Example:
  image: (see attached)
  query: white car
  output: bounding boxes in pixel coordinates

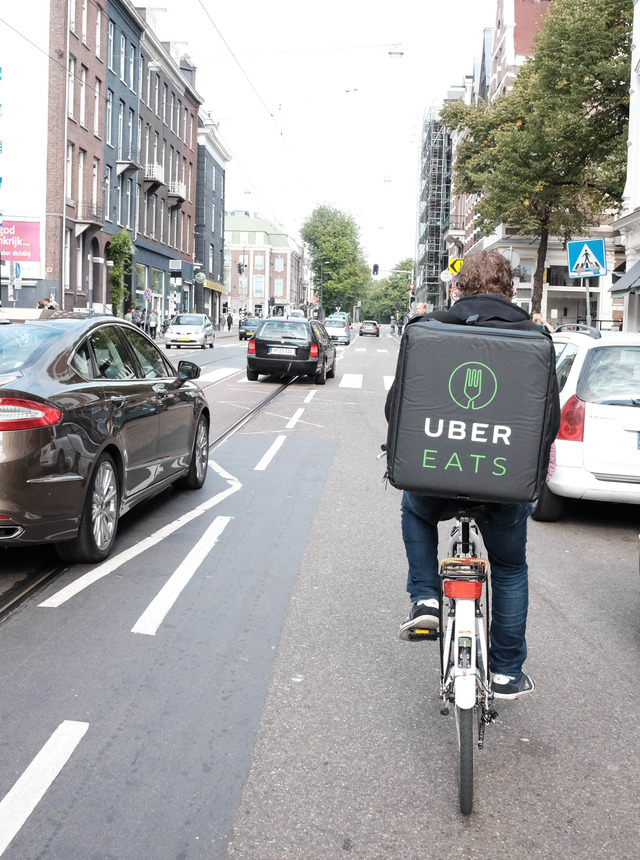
[164,313,215,349]
[533,324,640,521]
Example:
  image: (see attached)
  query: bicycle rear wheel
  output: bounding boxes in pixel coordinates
[456,705,474,815]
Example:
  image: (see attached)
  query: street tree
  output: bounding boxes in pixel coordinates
[440,0,632,313]
[300,205,371,316]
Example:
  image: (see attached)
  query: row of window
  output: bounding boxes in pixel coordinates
[226,275,286,298]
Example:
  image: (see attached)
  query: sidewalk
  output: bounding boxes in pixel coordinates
[215,325,238,341]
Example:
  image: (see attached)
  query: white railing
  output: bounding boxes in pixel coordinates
[144,163,164,182]
[168,181,186,199]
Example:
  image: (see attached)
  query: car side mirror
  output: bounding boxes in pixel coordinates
[177,360,201,381]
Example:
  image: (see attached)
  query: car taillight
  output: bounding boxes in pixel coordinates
[0,398,63,431]
[309,343,319,358]
[557,394,585,442]
[247,338,256,354]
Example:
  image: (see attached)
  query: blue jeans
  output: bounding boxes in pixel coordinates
[400,491,531,677]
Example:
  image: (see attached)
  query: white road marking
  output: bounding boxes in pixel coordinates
[285,408,305,429]
[376,349,389,353]
[0,721,89,857]
[355,348,366,352]
[132,516,231,636]
[303,390,317,404]
[39,461,242,608]
[339,374,363,389]
[384,375,394,390]
[198,367,241,383]
[254,435,287,470]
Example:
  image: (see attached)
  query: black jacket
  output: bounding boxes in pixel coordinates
[385,294,561,466]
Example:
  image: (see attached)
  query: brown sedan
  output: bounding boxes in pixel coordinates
[0,313,210,562]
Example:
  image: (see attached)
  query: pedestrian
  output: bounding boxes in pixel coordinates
[387,250,560,700]
[415,302,427,316]
[226,312,233,331]
[124,308,133,323]
[149,307,158,339]
[133,307,142,328]
[532,313,554,332]
[36,300,45,310]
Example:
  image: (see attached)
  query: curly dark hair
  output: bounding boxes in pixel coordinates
[457,251,514,299]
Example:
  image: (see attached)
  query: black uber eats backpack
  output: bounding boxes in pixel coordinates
[386,317,557,504]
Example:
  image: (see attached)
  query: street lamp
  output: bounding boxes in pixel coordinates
[319,260,330,321]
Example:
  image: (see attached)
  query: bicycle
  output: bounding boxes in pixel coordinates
[407,510,498,815]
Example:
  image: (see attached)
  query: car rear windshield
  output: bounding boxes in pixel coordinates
[576,345,640,405]
[258,321,309,340]
[325,319,345,327]
[172,315,204,326]
[0,324,63,374]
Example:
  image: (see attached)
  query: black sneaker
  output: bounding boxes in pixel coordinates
[491,671,535,700]
[398,600,439,641]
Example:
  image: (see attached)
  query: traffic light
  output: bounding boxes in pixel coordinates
[372,264,379,276]
[237,263,242,274]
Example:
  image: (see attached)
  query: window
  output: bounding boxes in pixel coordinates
[187,215,191,254]
[138,55,143,97]
[127,329,170,379]
[577,346,640,405]
[106,89,113,145]
[116,175,122,225]
[76,235,83,289]
[93,79,101,135]
[553,343,579,393]
[125,178,132,228]
[154,74,160,115]
[255,255,264,270]
[68,56,75,118]
[137,117,142,159]
[92,158,99,211]
[90,328,135,380]
[254,275,264,297]
[130,46,136,92]
[66,144,74,204]
[104,165,112,220]
[150,194,156,239]
[71,340,95,378]
[274,277,284,297]
[189,114,194,149]
[70,0,76,32]
[64,229,71,290]
[183,107,187,141]
[108,21,114,70]
[77,149,84,210]
[146,65,151,104]
[95,8,102,57]
[79,66,87,125]
[120,34,126,81]
[274,257,284,272]
[188,164,192,201]
[180,211,185,251]
[209,245,214,272]
[162,83,167,123]
[159,200,165,243]
[117,100,124,158]
[169,93,174,131]
[128,108,134,159]
[81,0,87,43]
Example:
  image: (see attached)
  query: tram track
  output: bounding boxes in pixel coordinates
[0,378,293,620]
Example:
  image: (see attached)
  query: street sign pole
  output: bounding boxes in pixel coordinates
[583,277,591,326]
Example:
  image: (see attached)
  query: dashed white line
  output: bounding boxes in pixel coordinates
[376,349,389,353]
[0,720,89,857]
[198,367,241,384]
[254,435,287,470]
[384,375,394,390]
[303,390,317,404]
[339,374,363,389]
[131,516,231,636]
[285,408,305,429]
[355,348,366,352]
[39,461,242,608]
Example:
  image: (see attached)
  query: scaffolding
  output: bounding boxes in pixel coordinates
[416,105,452,309]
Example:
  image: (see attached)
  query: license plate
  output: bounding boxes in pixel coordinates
[178,337,190,341]
[269,347,296,355]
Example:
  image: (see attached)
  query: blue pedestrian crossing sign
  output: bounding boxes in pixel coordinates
[566,238,607,279]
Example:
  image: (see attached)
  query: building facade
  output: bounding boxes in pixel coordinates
[223,212,304,319]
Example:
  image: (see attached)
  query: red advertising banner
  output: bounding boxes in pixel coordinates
[0,220,41,262]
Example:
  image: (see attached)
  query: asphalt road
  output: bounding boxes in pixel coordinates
[1,326,639,858]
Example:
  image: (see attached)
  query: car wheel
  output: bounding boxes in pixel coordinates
[166,344,171,349]
[209,339,214,348]
[315,359,327,385]
[201,342,206,349]
[247,368,259,381]
[56,453,120,563]
[327,355,336,378]
[530,481,564,522]
[174,414,209,490]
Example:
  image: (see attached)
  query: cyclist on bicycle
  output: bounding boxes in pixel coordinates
[385,251,560,699]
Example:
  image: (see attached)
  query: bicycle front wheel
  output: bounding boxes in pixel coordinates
[456,705,474,815]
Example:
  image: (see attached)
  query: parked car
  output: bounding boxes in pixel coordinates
[0,313,210,562]
[324,317,351,344]
[532,324,640,521]
[288,309,305,319]
[360,320,380,337]
[165,313,215,349]
[246,318,337,384]
[239,317,262,341]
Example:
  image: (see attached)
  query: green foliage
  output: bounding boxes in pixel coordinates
[440,0,633,312]
[360,257,416,321]
[107,230,134,316]
[300,204,372,316]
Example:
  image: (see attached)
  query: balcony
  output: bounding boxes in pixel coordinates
[117,145,142,176]
[167,180,187,205]
[143,162,165,189]
[74,202,104,237]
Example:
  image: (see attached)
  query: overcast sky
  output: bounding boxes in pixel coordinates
[156,0,497,273]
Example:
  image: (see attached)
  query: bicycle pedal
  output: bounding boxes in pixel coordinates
[407,628,439,641]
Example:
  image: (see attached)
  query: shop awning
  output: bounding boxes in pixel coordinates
[609,260,640,295]
[203,280,225,293]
